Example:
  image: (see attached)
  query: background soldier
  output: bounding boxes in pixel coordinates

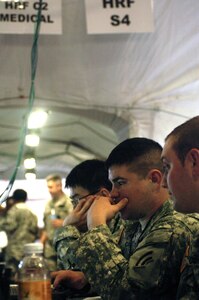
[0,189,38,277]
[40,174,73,271]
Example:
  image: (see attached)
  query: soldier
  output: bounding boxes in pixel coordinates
[0,189,38,277]
[161,115,199,299]
[52,160,123,286]
[52,138,196,299]
[40,174,73,271]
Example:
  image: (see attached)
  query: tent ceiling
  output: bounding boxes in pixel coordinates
[0,0,199,182]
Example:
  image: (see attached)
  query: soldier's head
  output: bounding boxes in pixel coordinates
[162,116,199,213]
[106,137,169,220]
[65,159,112,207]
[46,174,63,200]
[12,189,27,203]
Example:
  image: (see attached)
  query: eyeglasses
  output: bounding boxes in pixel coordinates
[71,189,100,207]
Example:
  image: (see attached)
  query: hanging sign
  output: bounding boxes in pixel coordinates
[0,0,62,34]
[85,0,154,34]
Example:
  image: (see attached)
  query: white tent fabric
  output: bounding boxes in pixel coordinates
[0,0,199,180]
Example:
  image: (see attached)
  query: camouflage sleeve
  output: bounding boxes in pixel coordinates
[76,224,188,300]
[76,225,128,299]
[1,207,18,232]
[54,225,81,270]
[177,235,199,299]
[16,210,38,240]
[177,263,199,300]
[43,200,51,226]
[6,208,38,242]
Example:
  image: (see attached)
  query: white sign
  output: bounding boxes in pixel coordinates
[85,0,154,34]
[0,0,62,34]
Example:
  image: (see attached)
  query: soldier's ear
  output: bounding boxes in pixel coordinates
[187,149,199,178]
[99,188,110,197]
[148,169,162,184]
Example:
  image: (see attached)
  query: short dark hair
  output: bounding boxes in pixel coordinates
[65,159,112,192]
[165,116,199,164]
[106,137,163,178]
[12,189,27,202]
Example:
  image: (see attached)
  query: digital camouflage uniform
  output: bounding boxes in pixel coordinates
[54,213,123,270]
[117,220,142,259]
[54,225,80,270]
[75,200,196,300]
[43,193,73,271]
[176,214,199,300]
[0,202,38,275]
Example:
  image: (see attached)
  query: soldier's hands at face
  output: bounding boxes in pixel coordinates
[63,197,95,232]
[86,196,128,229]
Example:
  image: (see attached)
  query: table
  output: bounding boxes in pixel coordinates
[9,284,101,300]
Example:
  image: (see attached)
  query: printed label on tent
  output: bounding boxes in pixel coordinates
[85,0,154,34]
[0,0,62,34]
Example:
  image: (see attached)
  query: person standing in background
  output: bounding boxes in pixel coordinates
[0,197,14,217]
[40,174,73,271]
[0,189,38,277]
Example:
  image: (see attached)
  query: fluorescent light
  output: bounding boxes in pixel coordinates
[25,171,36,180]
[28,110,48,129]
[24,158,36,169]
[25,134,40,147]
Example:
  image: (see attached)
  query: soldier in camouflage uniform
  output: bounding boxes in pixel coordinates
[0,189,38,277]
[40,174,73,271]
[52,160,123,280]
[161,115,199,299]
[52,138,197,299]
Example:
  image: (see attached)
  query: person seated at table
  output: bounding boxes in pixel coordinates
[53,159,123,272]
[52,138,198,299]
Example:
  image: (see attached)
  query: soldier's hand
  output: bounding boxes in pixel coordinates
[51,219,64,228]
[63,197,95,232]
[51,270,88,290]
[87,196,128,229]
